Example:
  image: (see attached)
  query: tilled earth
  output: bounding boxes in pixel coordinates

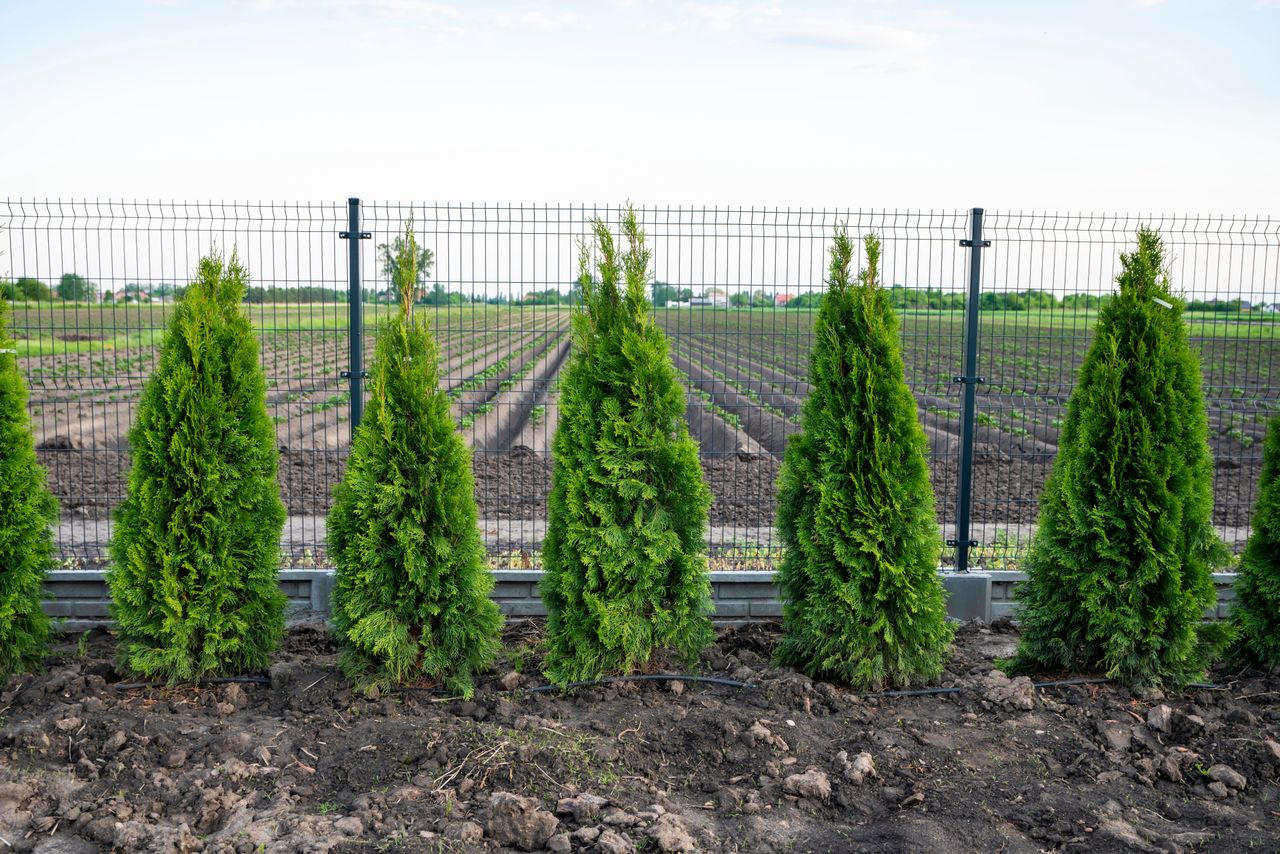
[37,444,1261,531]
[2,622,1279,853]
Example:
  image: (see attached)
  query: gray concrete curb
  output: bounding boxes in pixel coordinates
[41,568,1240,634]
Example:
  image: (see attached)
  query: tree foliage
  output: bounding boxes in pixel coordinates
[1007,227,1224,687]
[1231,415,1280,667]
[57,273,95,302]
[107,252,285,680]
[0,300,58,676]
[329,220,501,696]
[377,235,434,299]
[540,207,714,684]
[774,230,952,689]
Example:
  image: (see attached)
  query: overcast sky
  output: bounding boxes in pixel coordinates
[2,0,1278,213]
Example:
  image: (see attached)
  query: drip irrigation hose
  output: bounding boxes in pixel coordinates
[526,674,757,693]
[104,671,1223,698]
[113,675,271,691]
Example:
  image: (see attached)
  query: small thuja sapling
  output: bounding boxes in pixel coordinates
[1231,414,1280,668]
[540,206,714,684]
[774,229,952,689]
[0,298,58,676]
[328,219,502,697]
[1007,227,1226,688]
[108,252,286,680]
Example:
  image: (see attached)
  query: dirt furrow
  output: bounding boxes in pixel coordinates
[464,334,571,452]
[671,351,797,457]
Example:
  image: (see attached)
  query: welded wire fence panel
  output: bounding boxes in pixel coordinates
[3,200,1276,572]
[975,212,1280,568]
[1,199,348,568]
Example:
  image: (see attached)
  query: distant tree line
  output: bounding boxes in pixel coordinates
[2,273,1263,315]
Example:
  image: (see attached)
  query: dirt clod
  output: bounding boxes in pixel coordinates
[1207,764,1247,791]
[594,829,634,854]
[648,813,697,852]
[556,792,610,823]
[486,791,559,851]
[782,767,831,800]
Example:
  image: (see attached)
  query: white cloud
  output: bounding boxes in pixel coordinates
[494,11,581,31]
[682,2,742,31]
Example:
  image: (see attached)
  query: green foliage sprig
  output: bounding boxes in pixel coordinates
[107,252,285,680]
[540,206,713,684]
[774,230,952,689]
[329,220,501,696]
[1007,227,1225,687]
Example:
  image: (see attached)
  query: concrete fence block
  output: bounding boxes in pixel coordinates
[37,568,1244,631]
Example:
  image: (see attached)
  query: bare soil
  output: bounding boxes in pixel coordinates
[2,623,1278,853]
[37,439,1261,532]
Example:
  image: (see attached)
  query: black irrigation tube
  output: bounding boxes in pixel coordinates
[857,677,1224,700]
[106,672,1224,698]
[112,675,271,691]
[526,674,757,693]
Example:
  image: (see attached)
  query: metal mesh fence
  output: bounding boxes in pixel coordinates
[2,200,1276,572]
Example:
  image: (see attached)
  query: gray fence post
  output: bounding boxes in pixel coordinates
[340,197,370,441]
[950,208,989,572]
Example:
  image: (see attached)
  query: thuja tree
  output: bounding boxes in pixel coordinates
[107,253,285,680]
[541,207,713,684]
[1007,227,1224,687]
[328,221,501,696]
[774,230,952,689]
[1231,414,1280,667]
[0,300,58,676]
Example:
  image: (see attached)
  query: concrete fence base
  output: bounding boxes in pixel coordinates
[41,569,1240,634]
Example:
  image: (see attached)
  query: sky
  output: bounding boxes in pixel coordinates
[2,0,1278,214]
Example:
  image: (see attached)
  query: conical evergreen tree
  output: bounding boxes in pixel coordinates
[541,207,713,684]
[329,220,501,696]
[107,252,285,680]
[774,230,952,689]
[1007,227,1224,687]
[1231,414,1280,668]
[0,300,58,676]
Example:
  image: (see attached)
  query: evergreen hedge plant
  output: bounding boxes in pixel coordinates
[541,207,714,684]
[328,221,501,696]
[1007,227,1224,687]
[1231,414,1280,668]
[107,252,286,680]
[0,300,58,676]
[774,229,952,689]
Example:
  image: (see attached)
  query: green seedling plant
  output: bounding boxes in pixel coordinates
[0,299,58,677]
[1231,414,1280,667]
[774,229,952,689]
[540,206,714,684]
[108,252,286,680]
[1006,227,1227,688]
[328,219,502,697]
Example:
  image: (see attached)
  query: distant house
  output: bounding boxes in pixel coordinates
[109,289,151,304]
[774,293,794,307]
[704,288,729,307]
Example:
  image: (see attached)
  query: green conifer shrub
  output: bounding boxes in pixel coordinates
[328,221,501,696]
[107,252,286,680]
[0,300,58,676]
[541,207,714,684]
[773,230,952,689]
[1231,414,1280,667]
[1007,227,1224,687]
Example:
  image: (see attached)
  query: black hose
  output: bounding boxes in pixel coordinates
[113,675,271,691]
[528,674,757,693]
